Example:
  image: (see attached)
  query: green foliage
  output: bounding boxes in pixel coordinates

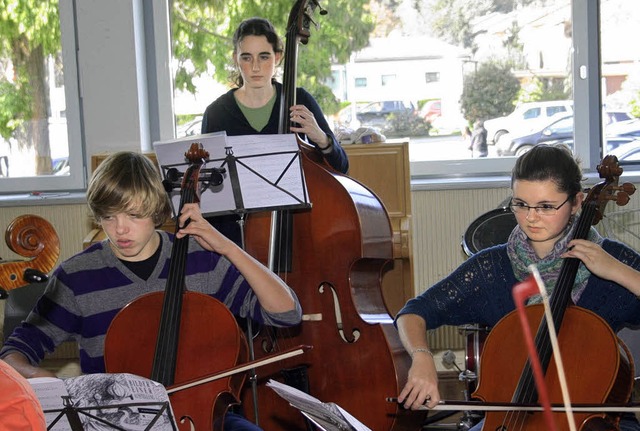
[383,112,432,138]
[630,92,640,118]
[0,77,30,139]
[171,0,374,114]
[516,77,569,104]
[460,62,521,123]
[0,0,60,138]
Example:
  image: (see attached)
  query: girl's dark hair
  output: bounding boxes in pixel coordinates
[511,144,583,200]
[230,18,284,87]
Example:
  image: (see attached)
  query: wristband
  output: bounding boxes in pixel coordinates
[410,348,433,358]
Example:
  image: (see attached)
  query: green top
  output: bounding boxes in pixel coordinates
[235,88,277,132]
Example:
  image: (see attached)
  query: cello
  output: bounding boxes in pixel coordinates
[241,1,426,430]
[104,144,248,430]
[0,215,60,298]
[473,155,636,430]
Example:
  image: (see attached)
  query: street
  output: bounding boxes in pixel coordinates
[407,134,498,161]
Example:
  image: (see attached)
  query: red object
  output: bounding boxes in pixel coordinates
[512,275,559,431]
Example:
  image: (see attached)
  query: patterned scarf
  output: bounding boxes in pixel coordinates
[506,219,603,304]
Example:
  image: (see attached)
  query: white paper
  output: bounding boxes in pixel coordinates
[29,373,177,430]
[266,379,372,431]
[153,132,310,217]
[28,377,72,431]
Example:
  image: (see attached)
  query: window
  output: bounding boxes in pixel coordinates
[354,77,367,88]
[425,72,440,83]
[522,108,542,120]
[381,74,396,86]
[409,1,639,180]
[0,0,84,193]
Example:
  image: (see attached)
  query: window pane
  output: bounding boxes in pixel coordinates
[601,0,640,164]
[0,0,82,193]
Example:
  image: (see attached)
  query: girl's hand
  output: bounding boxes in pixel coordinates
[289,105,330,149]
[562,239,618,280]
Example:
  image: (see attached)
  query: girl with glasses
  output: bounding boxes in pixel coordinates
[395,144,640,430]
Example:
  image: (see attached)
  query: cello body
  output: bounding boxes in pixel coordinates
[105,145,249,430]
[242,146,425,430]
[105,291,248,430]
[474,304,633,430]
[474,155,636,430]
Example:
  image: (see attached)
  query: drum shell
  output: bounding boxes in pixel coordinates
[462,207,517,256]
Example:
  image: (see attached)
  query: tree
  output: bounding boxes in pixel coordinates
[426,0,546,52]
[0,0,60,174]
[460,62,520,123]
[171,0,375,115]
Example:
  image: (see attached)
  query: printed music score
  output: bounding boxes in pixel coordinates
[29,373,177,430]
[266,379,372,431]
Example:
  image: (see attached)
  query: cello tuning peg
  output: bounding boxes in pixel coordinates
[166,167,182,183]
[23,268,48,283]
[208,167,226,187]
[162,179,180,193]
[622,182,636,196]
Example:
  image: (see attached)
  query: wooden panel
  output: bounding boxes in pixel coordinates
[343,142,413,316]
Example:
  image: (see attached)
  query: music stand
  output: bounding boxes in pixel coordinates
[153,132,311,219]
[153,132,311,426]
[44,399,176,431]
[32,373,178,431]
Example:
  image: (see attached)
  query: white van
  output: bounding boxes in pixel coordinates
[484,100,573,144]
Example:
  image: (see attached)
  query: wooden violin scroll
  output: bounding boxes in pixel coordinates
[0,215,60,296]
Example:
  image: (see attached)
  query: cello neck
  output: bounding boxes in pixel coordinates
[151,144,208,386]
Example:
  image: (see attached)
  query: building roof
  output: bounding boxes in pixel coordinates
[352,36,469,63]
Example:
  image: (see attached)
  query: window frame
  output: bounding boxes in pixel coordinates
[0,0,85,194]
[411,1,639,186]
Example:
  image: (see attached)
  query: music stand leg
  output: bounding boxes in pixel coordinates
[238,214,260,426]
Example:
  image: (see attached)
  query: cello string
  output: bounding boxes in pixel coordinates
[531,266,577,431]
[502,202,599,428]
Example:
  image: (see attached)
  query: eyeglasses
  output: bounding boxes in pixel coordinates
[509,196,571,216]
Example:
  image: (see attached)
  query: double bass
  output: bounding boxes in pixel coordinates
[241,1,426,430]
[474,155,636,430]
[105,144,248,430]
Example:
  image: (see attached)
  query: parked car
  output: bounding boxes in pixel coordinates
[605,111,633,125]
[420,100,441,122]
[484,100,574,144]
[496,111,640,157]
[176,116,203,137]
[356,100,415,127]
[605,118,640,138]
[549,136,639,154]
[496,113,573,156]
[608,139,640,163]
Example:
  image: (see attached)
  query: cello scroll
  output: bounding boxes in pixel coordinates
[0,215,60,297]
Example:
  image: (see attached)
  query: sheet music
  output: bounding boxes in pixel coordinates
[153,132,309,217]
[28,377,72,431]
[266,379,372,431]
[30,373,177,430]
